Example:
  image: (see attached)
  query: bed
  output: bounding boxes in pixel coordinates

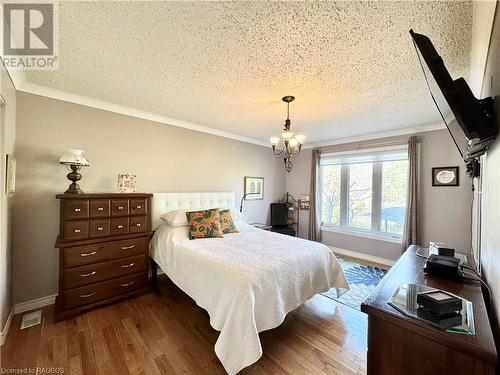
[149,192,349,374]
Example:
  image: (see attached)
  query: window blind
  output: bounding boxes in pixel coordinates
[320,146,408,166]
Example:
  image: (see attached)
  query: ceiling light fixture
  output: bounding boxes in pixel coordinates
[270,96,305,172]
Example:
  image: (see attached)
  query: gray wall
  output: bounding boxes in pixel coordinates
[286,129,472,260]
[0,65,16,328]
[479,3,500,337]
[13,92,286,304]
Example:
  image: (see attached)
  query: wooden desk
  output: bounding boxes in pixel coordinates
[361,245,497,375]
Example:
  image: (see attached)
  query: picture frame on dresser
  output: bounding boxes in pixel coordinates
[54,193,153,321]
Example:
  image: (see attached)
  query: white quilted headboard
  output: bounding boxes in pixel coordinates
[151,192,236,230]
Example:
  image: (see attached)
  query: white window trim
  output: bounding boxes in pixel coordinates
[321,144,409,159]
[319,144,408,243]
[321,225,402,244]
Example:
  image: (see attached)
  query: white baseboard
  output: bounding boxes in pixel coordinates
[0,308,13,346]
[329,246,396,267]
[0,294,58,345]
[13,294,57,315]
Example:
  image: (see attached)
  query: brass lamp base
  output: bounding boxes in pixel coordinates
[64,165,84,194]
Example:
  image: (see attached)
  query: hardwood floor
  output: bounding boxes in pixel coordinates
[1,276,367,374]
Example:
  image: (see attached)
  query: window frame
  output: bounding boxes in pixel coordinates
[319,146,408,241]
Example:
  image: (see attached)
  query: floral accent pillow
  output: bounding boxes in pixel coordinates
[186,208,223,240]
[219,209,239,234]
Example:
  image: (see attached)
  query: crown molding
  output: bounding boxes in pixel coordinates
[16,81,269,147]
[5,67,26,89]
[302,122,445,149]
[12,77,444,149]
[1,54,26,89]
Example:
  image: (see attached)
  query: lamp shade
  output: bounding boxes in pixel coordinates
[269,136,280,146]
[295,134,306,144]
[59,149,90,166]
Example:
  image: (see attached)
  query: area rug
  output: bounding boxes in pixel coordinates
[322,258,388,310]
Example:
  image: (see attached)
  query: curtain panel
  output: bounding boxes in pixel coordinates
[402,136,420,251]
[309,148,322,242]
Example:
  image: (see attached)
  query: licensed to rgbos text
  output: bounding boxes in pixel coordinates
[0,368,65,374]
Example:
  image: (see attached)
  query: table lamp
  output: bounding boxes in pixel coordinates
[59,149,90,194]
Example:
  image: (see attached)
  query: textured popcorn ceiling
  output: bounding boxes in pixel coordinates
[25,1,472,144]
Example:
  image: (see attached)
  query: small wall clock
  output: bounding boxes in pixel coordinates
[432,166,459,186]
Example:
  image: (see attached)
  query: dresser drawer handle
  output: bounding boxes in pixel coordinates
[121,262,135,268]
[117,225,124,229]
[135,205,142,209]
[121,281,135,287]
[81,251,97,257]
[97,227,104,231]
[117,206,124,210]
[121,245,135,250]
[81,271,96,277]
[135,223,141,227]
[74,208,81,212]
[80,292,96,298]
[74,229,81,233]
[97,207,104,211]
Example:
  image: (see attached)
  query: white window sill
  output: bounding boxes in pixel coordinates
[321,226,402,244]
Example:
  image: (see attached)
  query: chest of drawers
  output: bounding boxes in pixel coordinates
[55,193,153,321]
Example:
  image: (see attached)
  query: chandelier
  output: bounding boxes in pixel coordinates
[269,96,305,172]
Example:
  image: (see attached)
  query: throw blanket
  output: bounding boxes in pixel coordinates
[150,222,349,374]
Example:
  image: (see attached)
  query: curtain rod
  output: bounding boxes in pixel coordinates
[318,135,420,152]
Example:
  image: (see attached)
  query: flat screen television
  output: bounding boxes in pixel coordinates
[410,30,497,161]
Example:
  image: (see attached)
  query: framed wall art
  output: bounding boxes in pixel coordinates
[5,154,16,194]
[244,176,264,200]
[432,166,459,187]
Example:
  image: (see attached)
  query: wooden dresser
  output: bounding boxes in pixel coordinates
[361,245,497,375]
[54,193,153,321]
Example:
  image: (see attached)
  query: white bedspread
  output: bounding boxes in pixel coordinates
[150,222,349,374]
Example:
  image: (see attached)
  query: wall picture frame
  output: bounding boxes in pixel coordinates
[244,176,264,200]
[5,154,16,194]
[432,166,459,187]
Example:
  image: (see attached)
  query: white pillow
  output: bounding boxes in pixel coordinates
[160,209,189,227]
[231,210,247,223]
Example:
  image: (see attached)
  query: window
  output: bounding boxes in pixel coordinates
[320,147,408,239]
[320,164,341,225]
[348,163,372,230]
